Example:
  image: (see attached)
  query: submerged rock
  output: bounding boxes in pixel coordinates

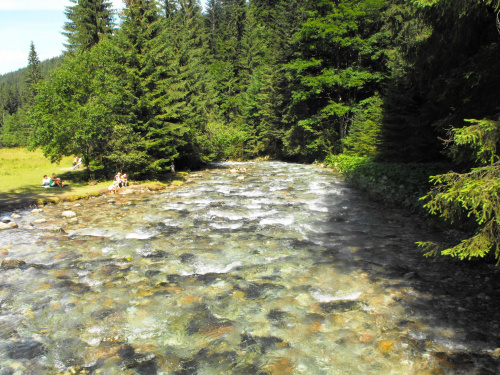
[6,339,45,359]
[62,211,77,218]
[1,259,27,269]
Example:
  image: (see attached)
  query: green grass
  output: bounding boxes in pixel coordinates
[0,147,186,210]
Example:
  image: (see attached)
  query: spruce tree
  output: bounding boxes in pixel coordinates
[282,0,388,161]
[25,41,42,105]
[63,0,115,52]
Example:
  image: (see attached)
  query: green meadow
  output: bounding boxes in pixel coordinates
[0,148,109,209]
[0,148,186,211]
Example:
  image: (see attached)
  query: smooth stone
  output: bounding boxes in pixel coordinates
[11,213,21,219]
[68,218,79,224]
[62,211,77,218]
[34,219,47,224]
[9,222,18,228]
[0,222,12,230]
[31,209,43,214]
[119,189,135,195]
[1,259,27,269]
[1,217,11,223]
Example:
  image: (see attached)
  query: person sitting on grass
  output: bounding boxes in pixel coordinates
[120,173,128,187]
[51,173,63,188]
[42,175,51,187]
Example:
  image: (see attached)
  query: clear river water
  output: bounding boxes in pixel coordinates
[0,161,500,375]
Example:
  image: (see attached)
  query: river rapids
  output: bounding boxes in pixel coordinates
[0,161,499,374]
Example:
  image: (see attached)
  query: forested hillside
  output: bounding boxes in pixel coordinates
[0,54,62,147]
[1,0,500,260]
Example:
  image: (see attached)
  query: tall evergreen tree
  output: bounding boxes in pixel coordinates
[282,0,389,161]
[63,0,115,53]
[25,41,42,105]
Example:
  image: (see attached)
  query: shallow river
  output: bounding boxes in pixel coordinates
[1,161,500,374]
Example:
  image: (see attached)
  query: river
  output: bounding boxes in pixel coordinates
[0,161,499,374]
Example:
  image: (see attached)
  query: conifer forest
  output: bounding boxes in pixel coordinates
[1,0,500,262]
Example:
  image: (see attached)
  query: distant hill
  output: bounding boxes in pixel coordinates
[0,55,63,121]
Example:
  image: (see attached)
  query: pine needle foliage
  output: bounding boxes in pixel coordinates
[418,119,500,261]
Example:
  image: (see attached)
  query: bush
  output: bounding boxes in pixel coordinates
[325,154,449,214]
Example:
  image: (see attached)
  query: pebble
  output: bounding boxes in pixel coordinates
[31,209,42,214]
[11,213,21,219]
[62,211,77,218]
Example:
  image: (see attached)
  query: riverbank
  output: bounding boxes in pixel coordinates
[0,147,191,215]
[0,176,188,216]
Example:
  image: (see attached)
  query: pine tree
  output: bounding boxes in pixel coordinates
[63,0,115,52]
[419,119,500,261]
[25,41,42,105]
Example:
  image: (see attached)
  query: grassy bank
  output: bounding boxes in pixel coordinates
[0,148,186,212]
[324,154,451,215]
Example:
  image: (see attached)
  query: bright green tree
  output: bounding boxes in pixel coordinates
[28,39,128,176]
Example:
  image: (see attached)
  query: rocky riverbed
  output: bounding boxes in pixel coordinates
[0,161,499,374]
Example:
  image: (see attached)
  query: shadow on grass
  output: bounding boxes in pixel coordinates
[0,169,188,214]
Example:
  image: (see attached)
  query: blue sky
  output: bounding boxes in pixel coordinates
[0,0,206,76]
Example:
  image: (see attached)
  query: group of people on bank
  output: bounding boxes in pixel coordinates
[108,172,128,192]
[42,173,64,188]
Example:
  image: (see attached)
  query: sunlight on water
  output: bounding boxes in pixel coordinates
[0,161,498,374]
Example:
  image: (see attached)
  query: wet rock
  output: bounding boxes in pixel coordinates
[91,308,116,320]
[50,227,66,233]
[1,259,27,269]
[403,272,419,280]
[166,274,189,283]
[31,209,42,214]
[359,333,375,343]
[119,189,135,195]
[6,339,45,359]
[1,217,11,223]
[146,270,161,278]
[57,280,91,294]
[54,338,88,367]
[141,250,169,258]
[62,210,77,218]
[491,348,500,358]
[319,300,360,313]
[194,273,220,284]
[174,359,198,375]
[0,222,12,230]
[33,219,47,224]
[267,309,288,322]
[377,340,394,354]
[187,304,233,335]
[329,215,346,222]
[11,213,21,219]
[179,253,195,263]
[68,218,78,224]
